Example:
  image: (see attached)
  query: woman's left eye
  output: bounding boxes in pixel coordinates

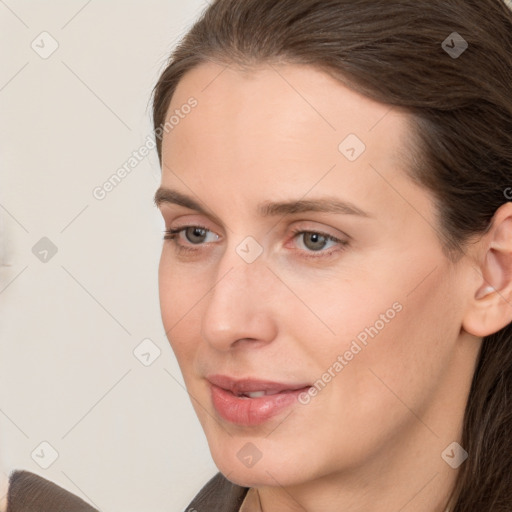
[291,229,347,255]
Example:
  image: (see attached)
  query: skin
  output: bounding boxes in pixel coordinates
[0,472,7,512]
[155,61,512,512]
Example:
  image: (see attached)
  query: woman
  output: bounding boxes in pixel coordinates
[152,0,512,511]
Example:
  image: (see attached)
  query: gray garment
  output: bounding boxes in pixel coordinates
[6,470,249,512]
[186,473,249,512]
[7,471,98,512]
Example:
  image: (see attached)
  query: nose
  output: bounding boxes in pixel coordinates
[200,252,278,352]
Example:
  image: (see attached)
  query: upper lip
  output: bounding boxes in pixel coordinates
[207,374,311,395]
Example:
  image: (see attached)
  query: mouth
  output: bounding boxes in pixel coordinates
[207,374,311,395]
[206,374,312,426]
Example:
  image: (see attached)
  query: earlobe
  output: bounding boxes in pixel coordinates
[462,204,512,337]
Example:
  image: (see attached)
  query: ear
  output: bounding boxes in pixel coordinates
[463,202,512,337]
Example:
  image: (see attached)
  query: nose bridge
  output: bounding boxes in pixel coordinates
[200,241,275,350]
[213,232,269,303]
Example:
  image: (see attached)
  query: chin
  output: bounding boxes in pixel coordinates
[210,443,316,489]
[218,463,301,488]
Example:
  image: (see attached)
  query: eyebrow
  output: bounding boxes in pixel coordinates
[153,187,370,218]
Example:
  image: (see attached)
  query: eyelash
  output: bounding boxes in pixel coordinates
[163,225,348,259]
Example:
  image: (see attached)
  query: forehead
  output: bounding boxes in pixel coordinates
[163,61,412,167]
[160,61,424,221]
[169,61,405,134]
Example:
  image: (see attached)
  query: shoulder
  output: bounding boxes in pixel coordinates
[6,470,98,512]
[186,472,249,512]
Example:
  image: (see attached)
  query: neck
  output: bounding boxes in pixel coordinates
[0,471,8,512]
[258,442,458,512]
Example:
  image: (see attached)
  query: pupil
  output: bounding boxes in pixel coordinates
[306,233,326,251]
[187,227,206,244]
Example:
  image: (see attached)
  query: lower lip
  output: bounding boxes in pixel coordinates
[210,384,310,426]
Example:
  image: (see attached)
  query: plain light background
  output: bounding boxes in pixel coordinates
[0,2,217,511]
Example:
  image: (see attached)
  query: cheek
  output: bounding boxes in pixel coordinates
[158,249,207,319]
[158,253,205,362]
[318,265,460,429]
[292,253,459,400]
[277,268,401,364]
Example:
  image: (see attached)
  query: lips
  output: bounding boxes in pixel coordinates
[207,374,310,395]
[207,374,311,426]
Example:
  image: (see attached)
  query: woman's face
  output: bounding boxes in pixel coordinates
[156,62,478,488]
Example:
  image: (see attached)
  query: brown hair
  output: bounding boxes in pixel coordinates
[152,1,512,510]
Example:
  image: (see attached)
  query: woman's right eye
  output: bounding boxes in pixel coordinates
[163,225,219,246]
